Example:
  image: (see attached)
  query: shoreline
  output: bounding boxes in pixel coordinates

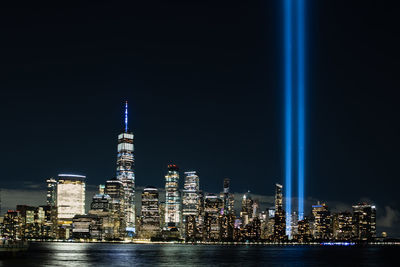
[25,240,400,246]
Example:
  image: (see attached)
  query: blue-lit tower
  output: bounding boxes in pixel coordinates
[116,101,136,235]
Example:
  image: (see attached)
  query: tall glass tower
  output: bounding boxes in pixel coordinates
[46,178,57,207]
[182,171,200,216]
[116,101,135,235]
[273,183,286,241]
[220,178,234,215]
[165,164,181,228]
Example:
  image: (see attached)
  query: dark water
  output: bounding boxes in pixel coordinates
[0,242,398,266]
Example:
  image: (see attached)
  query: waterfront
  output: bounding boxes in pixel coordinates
[0,242,398,266]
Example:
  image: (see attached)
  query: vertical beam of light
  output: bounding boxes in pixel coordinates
[125,101,128,132]
[297,0,305,221]
[284,0,293,236]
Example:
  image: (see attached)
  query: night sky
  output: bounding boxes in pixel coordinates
[1,1,399,233]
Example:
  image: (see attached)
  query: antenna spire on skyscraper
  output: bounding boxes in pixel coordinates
[125,101,128,132]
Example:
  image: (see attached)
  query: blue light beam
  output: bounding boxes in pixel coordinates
[284,0,293,235]
[297,0,305,221]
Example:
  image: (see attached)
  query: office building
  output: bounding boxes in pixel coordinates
[46,178,57,207]
[116,101,136,234]
[352,203,376,241]
[296,217,312,242]
[2,210,21,240]
[332,211,353,240]
[72,214,101,240]
[182,171,200,238]
[105,179,126,239]
[204,194,223,241]
[241,191,253,225]
[165,164,181,229]
[57,174,85,222]
[311,202,331,240]
[182,171,200,216]
[88,193,116,240]
[16,205,45,239]
[41,205,57,239]
[140,186,160,238]
[273,184,286,241]
[220,178,234,215]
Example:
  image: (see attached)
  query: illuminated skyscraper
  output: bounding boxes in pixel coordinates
[105,179,126,238]
[219,178,235,241]
[273,183,286,241]
[46,178,58,237]
[332,211,353,240]
[240,191,253,225]
[140,186,160,238]
[352,203,376,241]
[105,179,125,200]
[311,202,331,240]
[182,171,199,239]
[2,210,21,239]
[204,194,223,241]
[290,211,298,239]
[220,178,234,215]
[261,207,275,240]
[46,178,57,207]
[252,200,259,219]
[116,101,135,234]
[196,190,205,238]
[296,217,312,242]
[182,171,200,216]
[88,194,114,240]
[17,205,45,239]
[57,174,85,222]
[165,164,181,228]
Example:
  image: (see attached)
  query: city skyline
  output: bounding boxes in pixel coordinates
[0,154,381,242]
[1,1,400,266]
[1,1,400,238]
[1,100,398,237]
[0,103,392,241]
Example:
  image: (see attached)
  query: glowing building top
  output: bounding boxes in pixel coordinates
[124,101,128,132]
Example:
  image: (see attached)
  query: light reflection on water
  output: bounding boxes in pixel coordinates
[0,242,397,267]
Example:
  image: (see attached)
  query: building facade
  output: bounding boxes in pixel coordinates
[57,174,85,222]
[164,164,181,229]
[46,178,57,207]
[311,202,331,240]
[182,171,200,216]
[220,178,234,216]
[204,194,223,241]
[240,191,253,226]
[105,179,126,239]
[273,184,286,241]
[116,101,135,235]
[352,203,376,241]
[140,186,160,238]
[332,211,353,240]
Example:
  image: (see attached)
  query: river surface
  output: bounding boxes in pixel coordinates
[0,242,397,266]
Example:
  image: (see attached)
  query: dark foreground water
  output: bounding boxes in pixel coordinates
[1,242,398,266]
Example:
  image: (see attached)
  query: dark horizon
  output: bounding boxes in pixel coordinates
[1,1,399,236]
